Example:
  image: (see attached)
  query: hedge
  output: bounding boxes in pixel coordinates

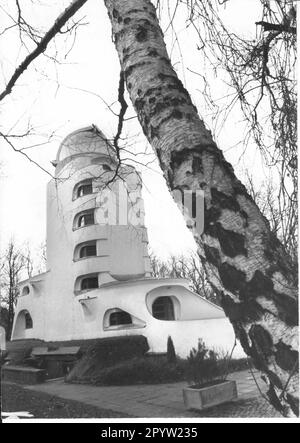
[66,335,149,382]
[76,356,186,386]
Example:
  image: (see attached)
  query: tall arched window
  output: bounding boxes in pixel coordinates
[152,297,175,321]
[25,311,33,329]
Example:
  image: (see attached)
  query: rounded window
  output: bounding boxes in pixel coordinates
[78,212,94,228]
[152,297,175,321]
[22,286,30,296]
[74,209,95,229]
[25,311,33,329]
[74,179,93,200]
[79,243,97,259]
[109,311,132,327]
[102,164,112,172]
[103,308,141,331]
[81,276,99,291]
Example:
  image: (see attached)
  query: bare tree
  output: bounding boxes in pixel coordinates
[150,253,171,279]
[23,245,34,279]
[245,171,297,266]
[0,306,9,335]
[0,240,46,339]
[39,242,47,273]
[150,252,219,304]
[180,0,297,260]
[0,240,26,340]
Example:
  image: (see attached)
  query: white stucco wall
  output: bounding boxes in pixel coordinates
[145,318,242,358]
[78,278,245,358]
[12,275,245,358]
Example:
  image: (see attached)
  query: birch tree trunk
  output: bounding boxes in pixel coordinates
[104,0,298,416]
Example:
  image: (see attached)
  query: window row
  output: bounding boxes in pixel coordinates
[104,299,176,325]
[98,301,175,328]
[14,299,176,339]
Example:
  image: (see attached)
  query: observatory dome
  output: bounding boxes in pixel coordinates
[56,126,116,163]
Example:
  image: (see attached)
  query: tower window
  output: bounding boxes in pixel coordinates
[81,276,99,291]
[25,312,33,329]
[78,210,95,228]
[109,310,132,327]
[152,297,175,321]
[75,180,93,199]
[22,286,30,296]
[103,164,112,172]
[79,243,97,258]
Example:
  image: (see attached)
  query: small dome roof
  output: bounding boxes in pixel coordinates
[56,126,116,163]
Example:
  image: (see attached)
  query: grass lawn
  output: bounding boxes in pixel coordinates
[1,382,133,419]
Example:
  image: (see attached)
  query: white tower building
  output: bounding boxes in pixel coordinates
[12,127,244,358]
[47,126,151,288]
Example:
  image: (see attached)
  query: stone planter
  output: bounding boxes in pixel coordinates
[183,380,238,411]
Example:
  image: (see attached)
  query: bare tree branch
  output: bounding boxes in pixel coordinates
[0,0,88,102]
[0,131,53,177]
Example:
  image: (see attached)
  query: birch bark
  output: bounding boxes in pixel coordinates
[104,0,298,416]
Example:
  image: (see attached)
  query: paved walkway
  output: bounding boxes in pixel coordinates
[24,370,281,418]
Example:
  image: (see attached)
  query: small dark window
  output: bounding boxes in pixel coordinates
[103,164,112,172]
[152,297,175,321]
[81,277,98,291]
[22,286,30,296]
[109,311,132,326]
[80,244,97,258]
[76,180,93,198]
[78,211,94,228]
[25,312,33,329]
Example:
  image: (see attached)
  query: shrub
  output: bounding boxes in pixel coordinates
[81,356,186,386]
[225,358,249,374]
[66,335,149,382]
[167,336,177,364]
[185,339,229,388]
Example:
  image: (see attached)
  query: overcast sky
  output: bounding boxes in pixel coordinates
[0,0,267,261]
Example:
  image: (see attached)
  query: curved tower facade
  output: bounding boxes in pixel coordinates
[47,126,151,289]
